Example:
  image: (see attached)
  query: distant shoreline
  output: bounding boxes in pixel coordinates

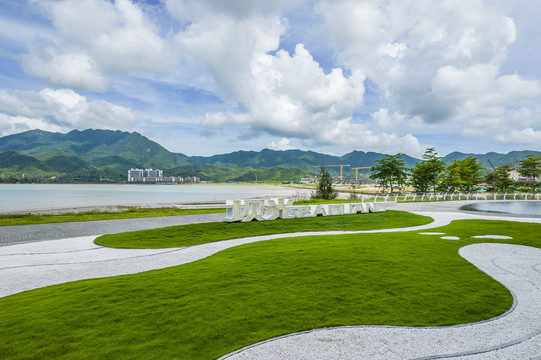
[0,183,315,215]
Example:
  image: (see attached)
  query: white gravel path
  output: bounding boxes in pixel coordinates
[220,243,541,360]
[1,207,541,359]
[0,211,461,298]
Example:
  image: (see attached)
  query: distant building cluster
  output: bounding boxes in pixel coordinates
[128,169,200,184]
[508,163,539,182]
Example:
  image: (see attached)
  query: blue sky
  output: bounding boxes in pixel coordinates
[0,0,540,157]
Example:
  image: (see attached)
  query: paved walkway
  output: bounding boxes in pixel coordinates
[0,213,224,247]
[1,201,541,359]
[0,211,463,298]
[1,200,534,247]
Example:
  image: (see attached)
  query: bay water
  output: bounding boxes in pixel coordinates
[0,184,312,213]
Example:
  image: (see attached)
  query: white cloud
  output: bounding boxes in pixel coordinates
[266,138,296,151]
[0,114,65,137]
[316,0,524,120]
[316,0,541,150]
[165,0,428,156]
[198,44,368,146]
[371,109,424,132]
[22,0,174,90]
[0,88,138,137]
[496,128,541,147]
[165,0,298,21]
[7,0,539,155]
[22,38,107,91]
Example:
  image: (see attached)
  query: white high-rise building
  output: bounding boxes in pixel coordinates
[128,168,164,182]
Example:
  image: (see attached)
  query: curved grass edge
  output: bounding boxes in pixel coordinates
[94,210,433,248]
[2,219,539,359]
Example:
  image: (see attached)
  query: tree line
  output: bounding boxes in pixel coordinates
[369,149,541,193]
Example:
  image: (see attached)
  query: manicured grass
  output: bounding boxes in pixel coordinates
[1,219,539,359]
[0,207,224,226]
[95,210,433,248]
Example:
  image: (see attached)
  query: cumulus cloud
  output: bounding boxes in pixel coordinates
[22,38,107,92]
[198,44,370,145]
[8,0,539,154]
[165,0,429,154]
[496,128,541,147]
[315,0,541,150]
[22,0,173,90]
[0,114,65,137]
[165,0,298,20]
[266,138,296,151]
[0,88,138,137]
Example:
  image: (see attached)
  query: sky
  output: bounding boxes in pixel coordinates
[0,0,540,158]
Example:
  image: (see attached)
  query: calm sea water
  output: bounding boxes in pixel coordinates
[0,184,312,213]
[463,201,541,216]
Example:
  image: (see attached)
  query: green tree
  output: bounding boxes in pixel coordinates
[519,154,541,185]
[410,148,446,193]
[486,164,515,192]
[440,162,462,192]
[459,156,484,191]
[369,153,408,193]
[440,156,484,192]
[312,165,338,200]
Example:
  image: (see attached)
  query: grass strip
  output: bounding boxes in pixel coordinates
[0,207,224,226]
[95,210,432,248]
[1,219,539,359]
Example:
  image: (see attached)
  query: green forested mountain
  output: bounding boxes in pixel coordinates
[36,152,97,173]
[167,164,312,182]
[0,150,125,183]
[0,129,188,170]
[188,149,339,169]
[0,129,539,183]
[187,149,420,179]
[0,150,51,171]
[442,151,541,169]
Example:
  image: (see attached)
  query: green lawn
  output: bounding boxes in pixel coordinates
[0,207,223,226]
[95,210,432,248]
[1,219,539,359]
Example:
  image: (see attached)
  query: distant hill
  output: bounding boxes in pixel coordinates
[36,151,97,173]
[0,150,124,183]
[0,150,51,171]
[167,164,313,183]
[187,149,420,177]
[0,129,189,170]
[188,149,339,170]
[442,150,541,169]
[1,128,540,182]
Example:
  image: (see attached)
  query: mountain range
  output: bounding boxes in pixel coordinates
[0,129,539,182]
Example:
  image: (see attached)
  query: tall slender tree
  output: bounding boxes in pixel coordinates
[459,156,484,191]
[312,165,338,200]
[410,148,446,192]
[485,164,515,192]
[440,156,484,192]
[519,154,541,185]
[369,153,408,193]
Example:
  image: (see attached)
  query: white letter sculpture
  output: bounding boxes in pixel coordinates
[224,198,384,222]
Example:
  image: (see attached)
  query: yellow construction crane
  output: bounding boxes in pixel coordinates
[352,167,372,181]
[312,164,350,181]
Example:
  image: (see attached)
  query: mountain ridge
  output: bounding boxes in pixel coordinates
[1,129,540,182]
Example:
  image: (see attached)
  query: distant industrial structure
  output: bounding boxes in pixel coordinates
[128,168,200,184]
